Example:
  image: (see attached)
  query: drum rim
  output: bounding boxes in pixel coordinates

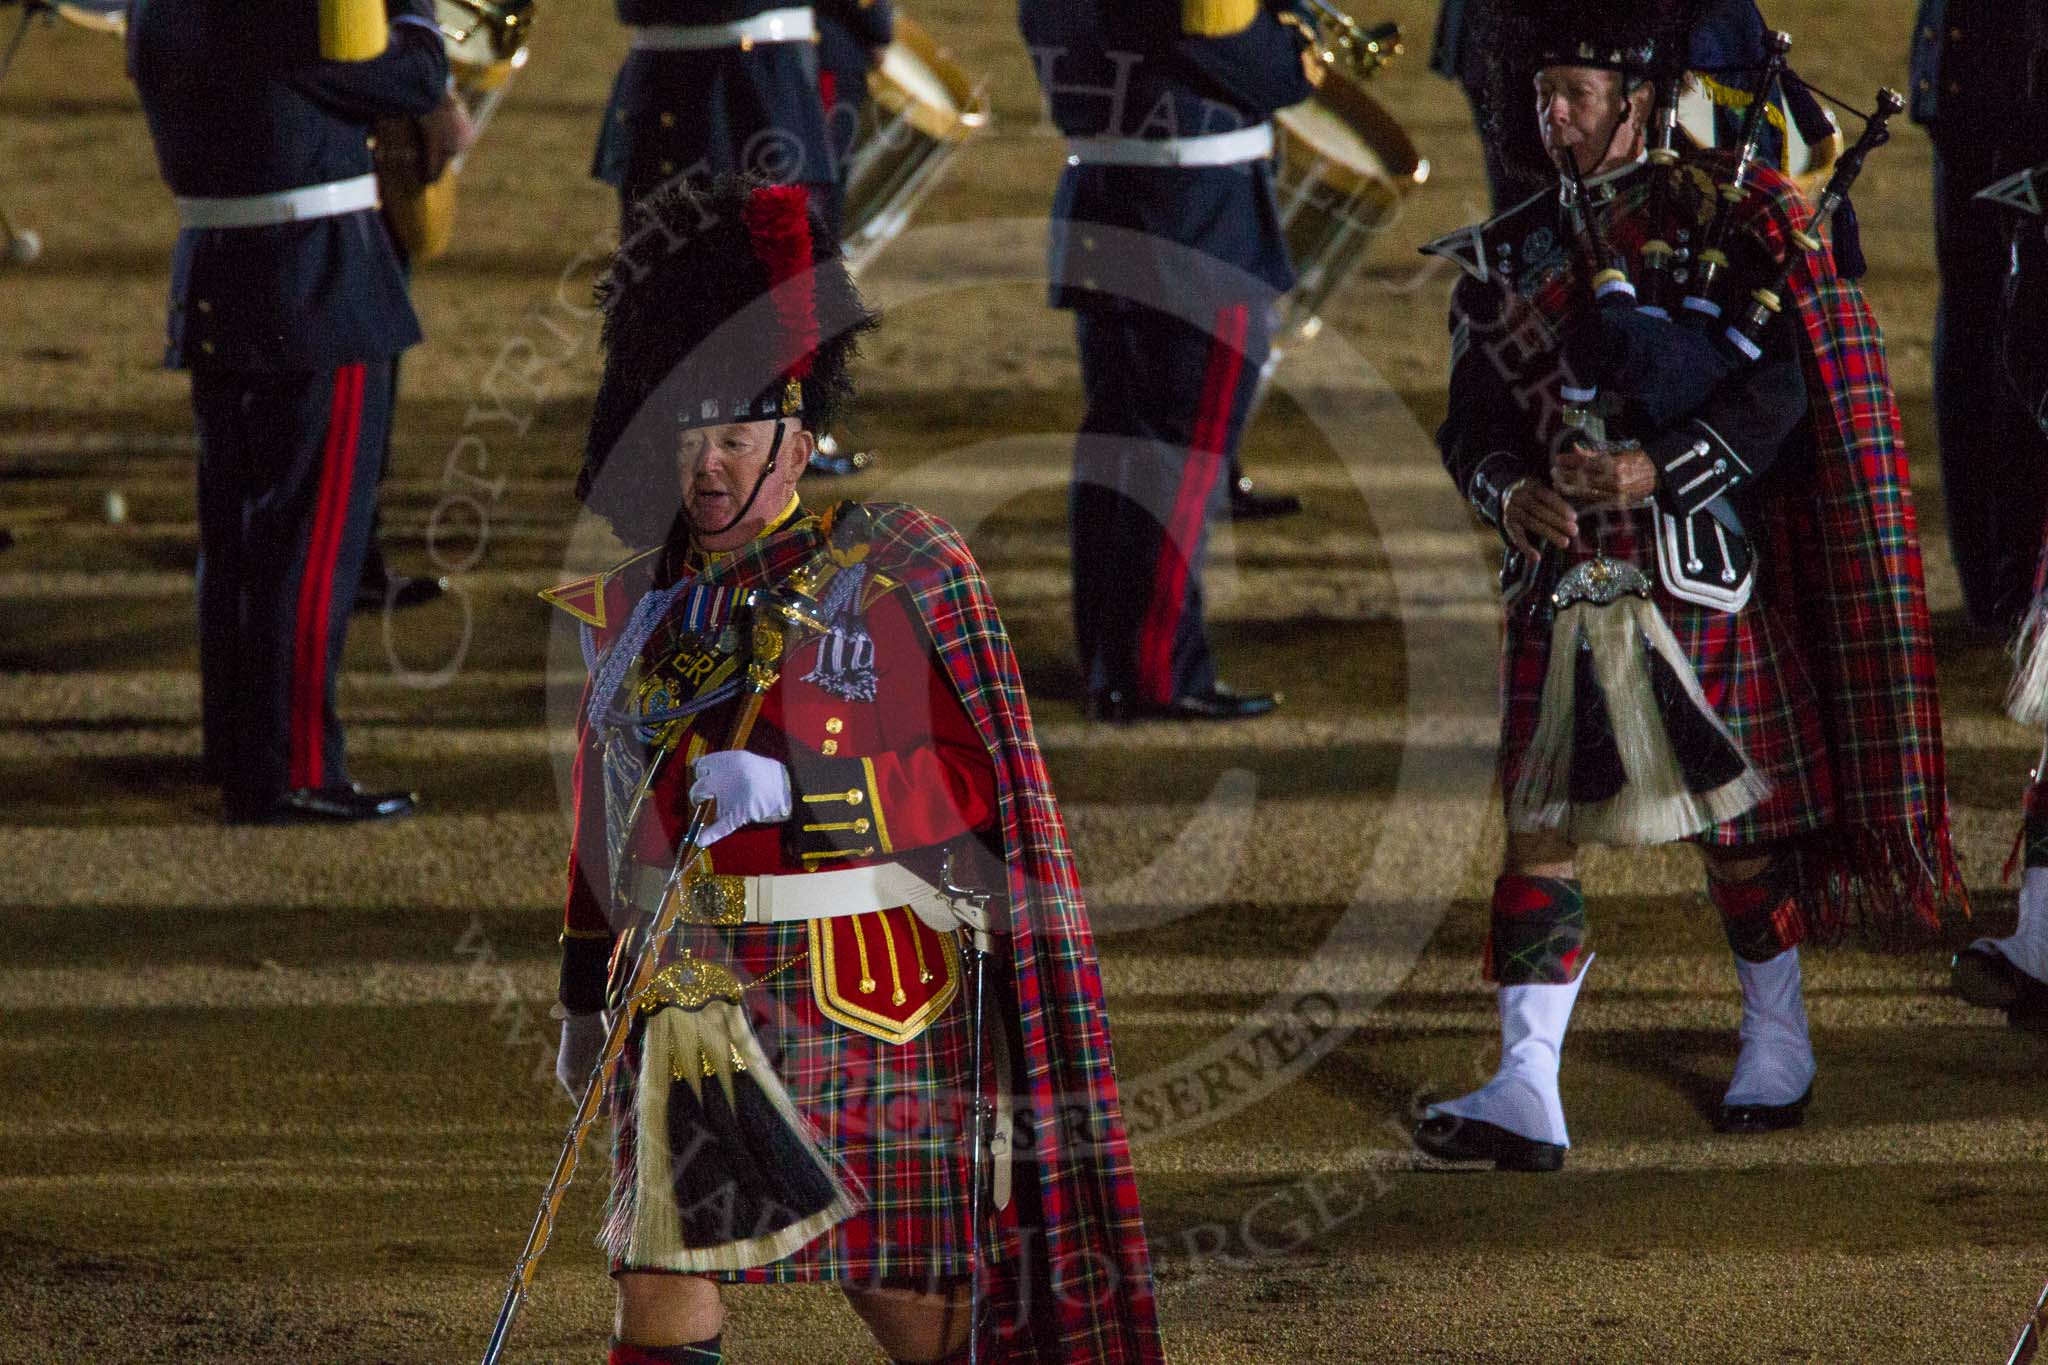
[50,0,128,34]
[866,16,989,144]
[1274,71,1424,207]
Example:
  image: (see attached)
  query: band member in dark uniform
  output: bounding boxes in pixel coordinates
[1430,0,1545,211]
[592,0,837,227]
[130,0,441,823]
[817,0,892,189]
[1412,0,1960,1170]
[1955,156,2048,1032]
[358,92,475,614]
[1909,0,2048,633]
[803,0,892,479]
[547,175,1164,1364]
[1021,0,1316,722]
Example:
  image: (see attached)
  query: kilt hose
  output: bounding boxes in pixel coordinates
[606,920,1003,1286]
[1495,507,1834,850]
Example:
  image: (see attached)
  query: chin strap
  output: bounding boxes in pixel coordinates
[684,420,790,542]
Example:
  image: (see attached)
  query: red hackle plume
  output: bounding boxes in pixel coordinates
[742,184,819,380]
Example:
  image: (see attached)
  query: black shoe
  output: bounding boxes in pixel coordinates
[355,571,449,612]
[1952,946,2048,1032]
[1228,474,1302,520]
[1412,1112,1565,1172]
[1713,1084,1812,1135]
[227,784,419,825]
[1086,683,1280,723]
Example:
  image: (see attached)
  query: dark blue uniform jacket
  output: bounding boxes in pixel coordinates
[130,0,447,371]
[593,0,833,193]
[1022,0,1312,314]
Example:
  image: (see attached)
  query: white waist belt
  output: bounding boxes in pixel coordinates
[1064,122,1275,169]
[174,174,379,230]
[626,859,981,933]
[632,7,814,50]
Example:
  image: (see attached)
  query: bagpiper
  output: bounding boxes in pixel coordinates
[1413,0,1961,1171]
[1954,155,2048,1032]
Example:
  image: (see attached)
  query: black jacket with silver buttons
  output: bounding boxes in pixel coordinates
[1429,177,1810,613]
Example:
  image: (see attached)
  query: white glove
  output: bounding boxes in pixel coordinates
[555,1010,608,1101]
[690,749,793,847]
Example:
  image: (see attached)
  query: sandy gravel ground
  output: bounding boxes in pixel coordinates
[0,0,2043,1361]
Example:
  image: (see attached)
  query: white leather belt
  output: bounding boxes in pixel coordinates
[1064,122,1275,169]
[626,859,980,934]
[174,174,380,230]
[631,7,814,50]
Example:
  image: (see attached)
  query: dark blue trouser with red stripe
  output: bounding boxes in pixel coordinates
[192,361,390,804]
[1070,299,1268,705]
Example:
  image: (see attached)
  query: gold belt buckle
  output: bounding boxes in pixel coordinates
[679,871,747,926]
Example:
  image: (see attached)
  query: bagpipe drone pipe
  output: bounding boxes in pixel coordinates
[1508,33,1906,847]
[1558,33,1903,438]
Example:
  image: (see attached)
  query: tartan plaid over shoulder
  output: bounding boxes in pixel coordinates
[1737,158,1967,936]
[692,500,1167,1364]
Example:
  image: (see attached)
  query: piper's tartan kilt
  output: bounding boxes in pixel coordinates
[607,919,994,1285]
[1497,505,1834,848]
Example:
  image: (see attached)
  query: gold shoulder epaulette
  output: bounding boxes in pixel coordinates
[538,546,661,629]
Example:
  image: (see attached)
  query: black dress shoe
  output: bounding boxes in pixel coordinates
[227,784,419,825]
[1952,946,2048,1032]
[1227,474,1302,521]
[1714,1084,1812,1135]
[1412,1112,1565,1172]
[1087,683,1280,723]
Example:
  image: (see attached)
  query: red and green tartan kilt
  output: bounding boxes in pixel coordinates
[607,920,1004,1285]
[1497,511,1835,848]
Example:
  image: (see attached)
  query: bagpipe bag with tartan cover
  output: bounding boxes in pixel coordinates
[651,500,1166,1364]
[1502,151,1965,938]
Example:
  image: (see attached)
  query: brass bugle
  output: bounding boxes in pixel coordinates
[1299,1,1402,80]
[438,0,532,63]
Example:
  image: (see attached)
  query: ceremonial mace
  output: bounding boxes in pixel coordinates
[2011,1279,2048,1365]
[480,571,828,1365]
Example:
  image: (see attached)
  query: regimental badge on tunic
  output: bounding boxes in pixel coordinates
[798,561,881,702]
